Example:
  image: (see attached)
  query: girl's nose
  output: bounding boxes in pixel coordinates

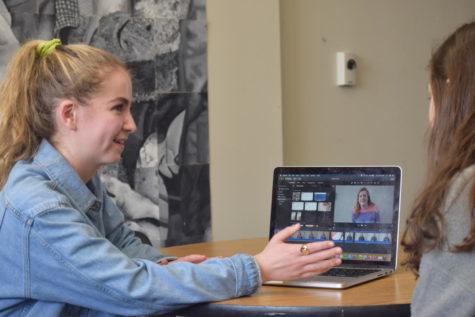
[124,111,137,133]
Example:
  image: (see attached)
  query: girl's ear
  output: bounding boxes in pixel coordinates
[57,99,78,130]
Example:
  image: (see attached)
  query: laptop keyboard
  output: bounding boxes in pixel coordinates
[320,268,379,277]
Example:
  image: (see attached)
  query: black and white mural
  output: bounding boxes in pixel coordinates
[0,0,210,248]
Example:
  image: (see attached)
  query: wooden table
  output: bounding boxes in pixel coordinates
[158,238,417,317]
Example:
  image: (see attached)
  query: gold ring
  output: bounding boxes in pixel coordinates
[300,243,310,255]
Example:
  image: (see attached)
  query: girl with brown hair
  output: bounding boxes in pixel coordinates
[402,22,475,316]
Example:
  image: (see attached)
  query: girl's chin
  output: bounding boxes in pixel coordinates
[102,155,122,166]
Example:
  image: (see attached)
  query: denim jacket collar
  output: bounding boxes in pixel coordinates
[33,139,101,213]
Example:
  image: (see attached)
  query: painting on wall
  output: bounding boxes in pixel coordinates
[0,0,211,248]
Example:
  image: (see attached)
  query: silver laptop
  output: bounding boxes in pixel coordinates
[265,166,402,289]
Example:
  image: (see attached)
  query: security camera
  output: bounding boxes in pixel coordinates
[337,52,357,86]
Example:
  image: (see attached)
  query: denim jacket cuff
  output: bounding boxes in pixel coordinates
[230,254,262,297]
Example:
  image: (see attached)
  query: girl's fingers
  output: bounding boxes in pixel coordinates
[299,259,340,278]
[303,245,342,261]
[304,240,337,254]
[270,223,301,244]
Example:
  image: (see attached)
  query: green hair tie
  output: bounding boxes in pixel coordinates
[36,39,62,58]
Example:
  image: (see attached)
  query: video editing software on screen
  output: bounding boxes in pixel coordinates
[272,171,398,262]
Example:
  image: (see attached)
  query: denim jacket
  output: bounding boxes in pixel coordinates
[0,140,261,316]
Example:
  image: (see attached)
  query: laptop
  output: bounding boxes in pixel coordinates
[265,166,402,289]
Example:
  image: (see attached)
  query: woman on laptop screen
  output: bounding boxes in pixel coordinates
[402,21,475,316]
[352,187,381,223]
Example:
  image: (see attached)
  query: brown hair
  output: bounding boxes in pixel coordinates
[0,40,127,187]
[401,22,475,275]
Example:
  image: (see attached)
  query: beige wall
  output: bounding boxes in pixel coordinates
[280,0,475,235]
[207,0,283,240]
[207,0,475,241]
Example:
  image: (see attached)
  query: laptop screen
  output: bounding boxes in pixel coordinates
[269,166,402,268]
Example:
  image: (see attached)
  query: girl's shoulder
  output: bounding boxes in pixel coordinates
[3,161,68,218]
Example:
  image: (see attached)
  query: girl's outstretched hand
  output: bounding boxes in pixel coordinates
[254,223,342,282]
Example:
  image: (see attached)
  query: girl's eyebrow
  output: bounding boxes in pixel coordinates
[110,97,131,106]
